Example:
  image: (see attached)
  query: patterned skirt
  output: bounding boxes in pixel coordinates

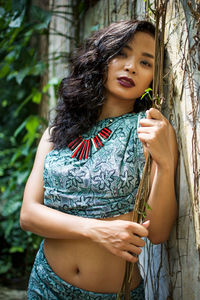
[28,241,145,300]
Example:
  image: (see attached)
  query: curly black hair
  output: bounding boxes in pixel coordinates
[50,20,155,149]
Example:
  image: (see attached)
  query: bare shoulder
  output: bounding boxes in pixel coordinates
[31,127,54,174]
[39,127,54,152]
[22,128,54,207]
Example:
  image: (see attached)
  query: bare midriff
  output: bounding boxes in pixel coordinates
[43,211,142,293]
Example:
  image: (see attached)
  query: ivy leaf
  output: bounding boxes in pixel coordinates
[0,64,10,79]
[145,203,152,210]
[9,9,25,28]
[140,88,153,100]
[9,246,24,253]
[32,90,42,104]
[25,115,40,136]
[42,77,61,92]
[15,66,31,84]
[17,170,29,185]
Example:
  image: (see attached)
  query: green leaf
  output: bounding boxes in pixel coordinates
[32,90,42,104]
[14,94,32,117]
[2,200,21,217]
[4,219,14,238]
[16,66,31,84]
[14,119,27,137]
[7,70,18,81]
[140,88,153,100]
[42,77,61,92]
[2,99,8,107]
[5,49,21,62]
[145,203,152,210]
[145,88,152,93]
[25,115,40,135]
[9,246,24,253]
[31,61,45,76]
[9,9,25,28]
[31,5,52,29]
[10,150,21,165]
[0,260,12,275]
[17,170,29,185]
[0,64,10,78]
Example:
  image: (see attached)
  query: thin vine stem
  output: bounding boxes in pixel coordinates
[117,1,167,299]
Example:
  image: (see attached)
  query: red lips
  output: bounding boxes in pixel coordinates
[117,76,135,88]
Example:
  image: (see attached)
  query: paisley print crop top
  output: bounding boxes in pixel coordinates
[43,112,146,219]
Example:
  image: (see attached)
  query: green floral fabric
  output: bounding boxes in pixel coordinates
[43,112,146,219]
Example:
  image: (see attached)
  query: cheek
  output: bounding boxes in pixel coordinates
[143,73,153,87]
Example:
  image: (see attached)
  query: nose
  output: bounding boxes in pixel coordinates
[124,61,136,74]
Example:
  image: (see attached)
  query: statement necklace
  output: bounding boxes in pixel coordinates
[67,119,113,160]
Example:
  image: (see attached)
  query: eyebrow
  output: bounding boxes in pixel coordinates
[124,45,154,59]
[142,52,154,59]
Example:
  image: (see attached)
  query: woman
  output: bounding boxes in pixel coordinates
[20,20,178,299]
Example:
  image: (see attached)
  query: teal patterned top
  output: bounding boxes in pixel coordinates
[43,112,146,219]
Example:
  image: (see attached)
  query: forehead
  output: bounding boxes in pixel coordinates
[126,32,155,53]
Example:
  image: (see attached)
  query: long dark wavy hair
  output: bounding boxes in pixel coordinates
[50,20,155,149]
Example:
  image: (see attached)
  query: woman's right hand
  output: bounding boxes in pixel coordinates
[88,219,150,263]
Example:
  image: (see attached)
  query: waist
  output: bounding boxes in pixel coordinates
[43,237,141,293]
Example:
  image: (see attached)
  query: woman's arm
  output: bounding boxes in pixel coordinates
[20,128,98,240]
[20,128,149,263]
[138,108,178,244]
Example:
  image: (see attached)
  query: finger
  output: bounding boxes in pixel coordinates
[147,108,164,120]
[126,244,142,256]
[121,250,139,263]
[137,133,152,145]
[129,222,149,237]
[139,118,162,127]
[137,126,155,134]
[142,220,150,228]
[129,235,146,247]
[113,248,138,263]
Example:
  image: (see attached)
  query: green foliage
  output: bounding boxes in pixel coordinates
[141,88,153,101]
[0,0,52,280]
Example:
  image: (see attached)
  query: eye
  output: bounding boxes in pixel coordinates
[141,60,152,67]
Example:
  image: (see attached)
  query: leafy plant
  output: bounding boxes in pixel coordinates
[0,0,52,281]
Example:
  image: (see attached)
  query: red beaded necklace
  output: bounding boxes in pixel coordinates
[67,119,113,160]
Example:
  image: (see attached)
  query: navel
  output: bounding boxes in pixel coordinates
[75,267,80,275]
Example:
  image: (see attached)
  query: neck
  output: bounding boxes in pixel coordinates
[99,98,135,120]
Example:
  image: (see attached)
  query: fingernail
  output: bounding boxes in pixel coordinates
[142,220,150,225]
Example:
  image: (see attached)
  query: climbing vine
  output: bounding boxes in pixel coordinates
[118,0,168,299]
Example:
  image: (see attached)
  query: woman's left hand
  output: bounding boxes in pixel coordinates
[137,108,177,170]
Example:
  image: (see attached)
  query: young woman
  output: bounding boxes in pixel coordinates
[20,20,178,300]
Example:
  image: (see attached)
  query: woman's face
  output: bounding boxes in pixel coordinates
[104,32,155,104]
